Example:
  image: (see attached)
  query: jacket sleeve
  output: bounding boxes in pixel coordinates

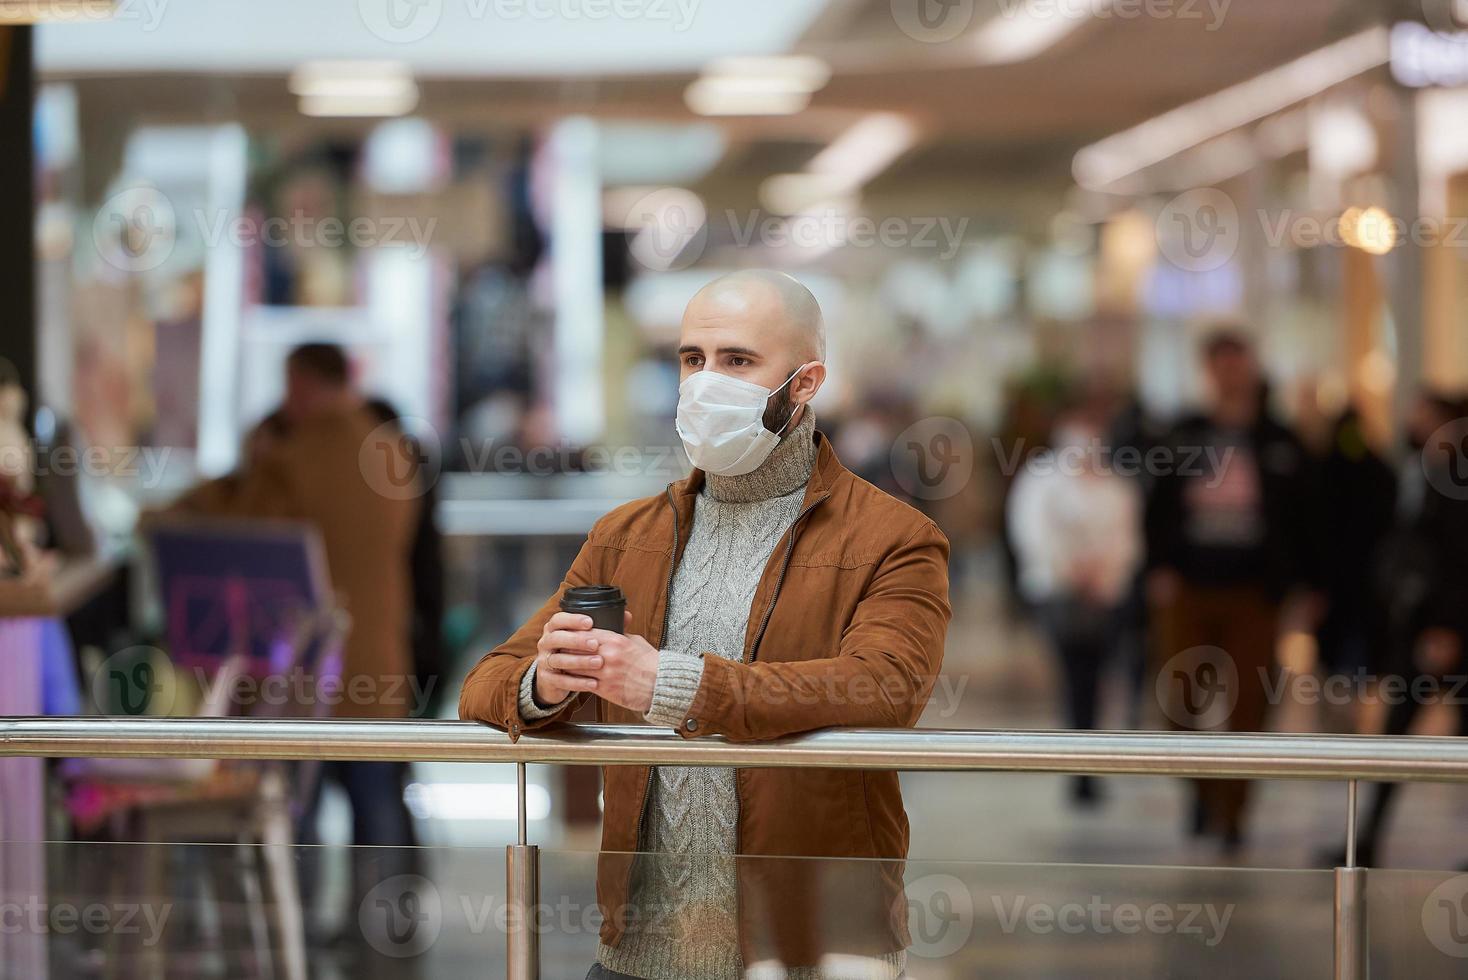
[679,520,951,742]
[457,534,605,738]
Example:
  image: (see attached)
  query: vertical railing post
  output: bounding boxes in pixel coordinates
[1334,779,1368,980]
[507,761,540,980]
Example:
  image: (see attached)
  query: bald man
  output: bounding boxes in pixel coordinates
[460,270,950,979]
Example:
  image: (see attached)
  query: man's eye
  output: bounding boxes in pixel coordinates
[730,357,748,367]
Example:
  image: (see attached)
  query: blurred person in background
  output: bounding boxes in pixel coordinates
[460,270,951,980]
[1330,390,1468,866]
[1146,329,1320,852]
[169,343,423,917]
[1008,392,1143,805]
[365,397,446,719]
[993,373,1067,622]
[1108,391,1167,727]
[1314,407,1396,694]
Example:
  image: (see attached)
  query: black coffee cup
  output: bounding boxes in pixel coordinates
[559,585,626,634]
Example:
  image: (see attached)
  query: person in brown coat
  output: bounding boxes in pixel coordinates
[170,343,423,859]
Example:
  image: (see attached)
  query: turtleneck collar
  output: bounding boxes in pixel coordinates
[704,407,817,503]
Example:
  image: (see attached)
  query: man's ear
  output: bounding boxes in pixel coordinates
[792,362,826,405]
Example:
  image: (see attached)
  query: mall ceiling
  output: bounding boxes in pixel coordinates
[50,0,1372,218]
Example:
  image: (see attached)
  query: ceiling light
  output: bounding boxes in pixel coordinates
[1073,28,1390,190]
[972,0,1091,65]
[291,61,418,117]
[684,53,830,117]
[703,55,831,92]
[807,113,918,191]
[684,78,811,116]
[299,92,419,118]
[290,60,414,97]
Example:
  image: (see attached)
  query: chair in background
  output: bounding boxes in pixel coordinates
[65,517,343,980]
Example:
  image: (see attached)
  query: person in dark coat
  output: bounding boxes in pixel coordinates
[1315,408,1397,681]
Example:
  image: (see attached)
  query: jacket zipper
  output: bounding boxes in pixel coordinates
[733,492,827,956]
[745,494,827,663]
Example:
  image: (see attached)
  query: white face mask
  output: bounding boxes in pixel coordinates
[675,365,805,476]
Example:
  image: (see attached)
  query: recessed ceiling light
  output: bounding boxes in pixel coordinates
[703,55,831,93]
[684,53,831,117]
[290,61,418,118]
[972,0,1090,65]
[807,113,919,190]
[684,78,811,116]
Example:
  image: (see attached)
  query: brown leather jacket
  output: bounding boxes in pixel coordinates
[458,431,951,967]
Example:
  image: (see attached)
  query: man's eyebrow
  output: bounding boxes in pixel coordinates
[676,345,763,358]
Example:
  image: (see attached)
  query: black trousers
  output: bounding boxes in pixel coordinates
[1038,597,1120,733]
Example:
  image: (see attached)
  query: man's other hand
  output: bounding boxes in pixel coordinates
[581,624,661,714]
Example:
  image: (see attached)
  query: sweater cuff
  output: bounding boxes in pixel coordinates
[643,650,706,729]
[518,662,568,721]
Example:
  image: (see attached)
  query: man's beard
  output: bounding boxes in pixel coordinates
[762,383,798,435]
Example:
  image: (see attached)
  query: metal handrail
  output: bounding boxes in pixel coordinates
[2,716,1467,780]
[2,716,1423,980]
